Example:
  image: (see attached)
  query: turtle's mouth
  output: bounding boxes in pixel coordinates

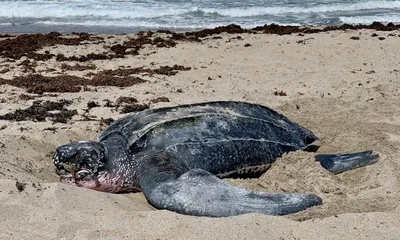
[55,163,127,193]
[55,163,96,183]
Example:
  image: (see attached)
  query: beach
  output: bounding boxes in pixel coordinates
[1,24,400,239]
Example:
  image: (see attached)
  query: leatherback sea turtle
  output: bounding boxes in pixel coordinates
[53,101,378,217]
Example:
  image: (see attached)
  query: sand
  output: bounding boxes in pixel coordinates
[1,27,400,239]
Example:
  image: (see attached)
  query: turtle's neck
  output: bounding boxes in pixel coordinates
[101,132,141,192]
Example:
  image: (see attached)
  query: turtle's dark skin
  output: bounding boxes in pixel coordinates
[53,101,379,217]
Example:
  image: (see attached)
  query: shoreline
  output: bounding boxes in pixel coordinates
[1,21,400,35]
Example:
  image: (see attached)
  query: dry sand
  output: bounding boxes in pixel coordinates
[1,28,400,239]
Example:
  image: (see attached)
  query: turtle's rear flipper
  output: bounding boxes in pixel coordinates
[316,150,379,174]
[137,149,322,217]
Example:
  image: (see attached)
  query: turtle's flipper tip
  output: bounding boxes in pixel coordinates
[248,192,323,216]
[316,150,379,174]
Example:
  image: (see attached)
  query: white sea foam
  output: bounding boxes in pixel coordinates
[201,1,400,17]
[339,15,400,24]
[0,1,195,19]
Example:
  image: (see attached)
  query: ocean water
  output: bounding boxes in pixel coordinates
[0,0,399,33]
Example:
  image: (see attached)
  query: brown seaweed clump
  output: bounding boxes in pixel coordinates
[149,97,170,104]
[55,52,123,62]
[0,100,77,123]
[91,65,191,77]
[0,32,103,60]
[119,103,149,114]
[0,75,83,94]
[0,63,191,94]
[0,74,147,94]
[61,63,97,71]
[116,96,139,105]
[112,96,149,114]
[252,22,400,35]
[89,75,146,87]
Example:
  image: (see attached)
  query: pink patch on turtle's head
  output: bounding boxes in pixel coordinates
[59,170,126,193]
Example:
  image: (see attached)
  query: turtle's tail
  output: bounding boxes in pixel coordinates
[316,150,379,174]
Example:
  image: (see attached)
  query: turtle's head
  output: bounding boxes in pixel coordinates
[53,141,117,192]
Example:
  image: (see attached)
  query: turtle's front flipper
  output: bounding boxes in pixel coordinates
[316,150,379,174]
[136,151,322,217]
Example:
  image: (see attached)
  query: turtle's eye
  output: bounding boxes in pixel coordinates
[55,165,67,175]
[75,169,92,180]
